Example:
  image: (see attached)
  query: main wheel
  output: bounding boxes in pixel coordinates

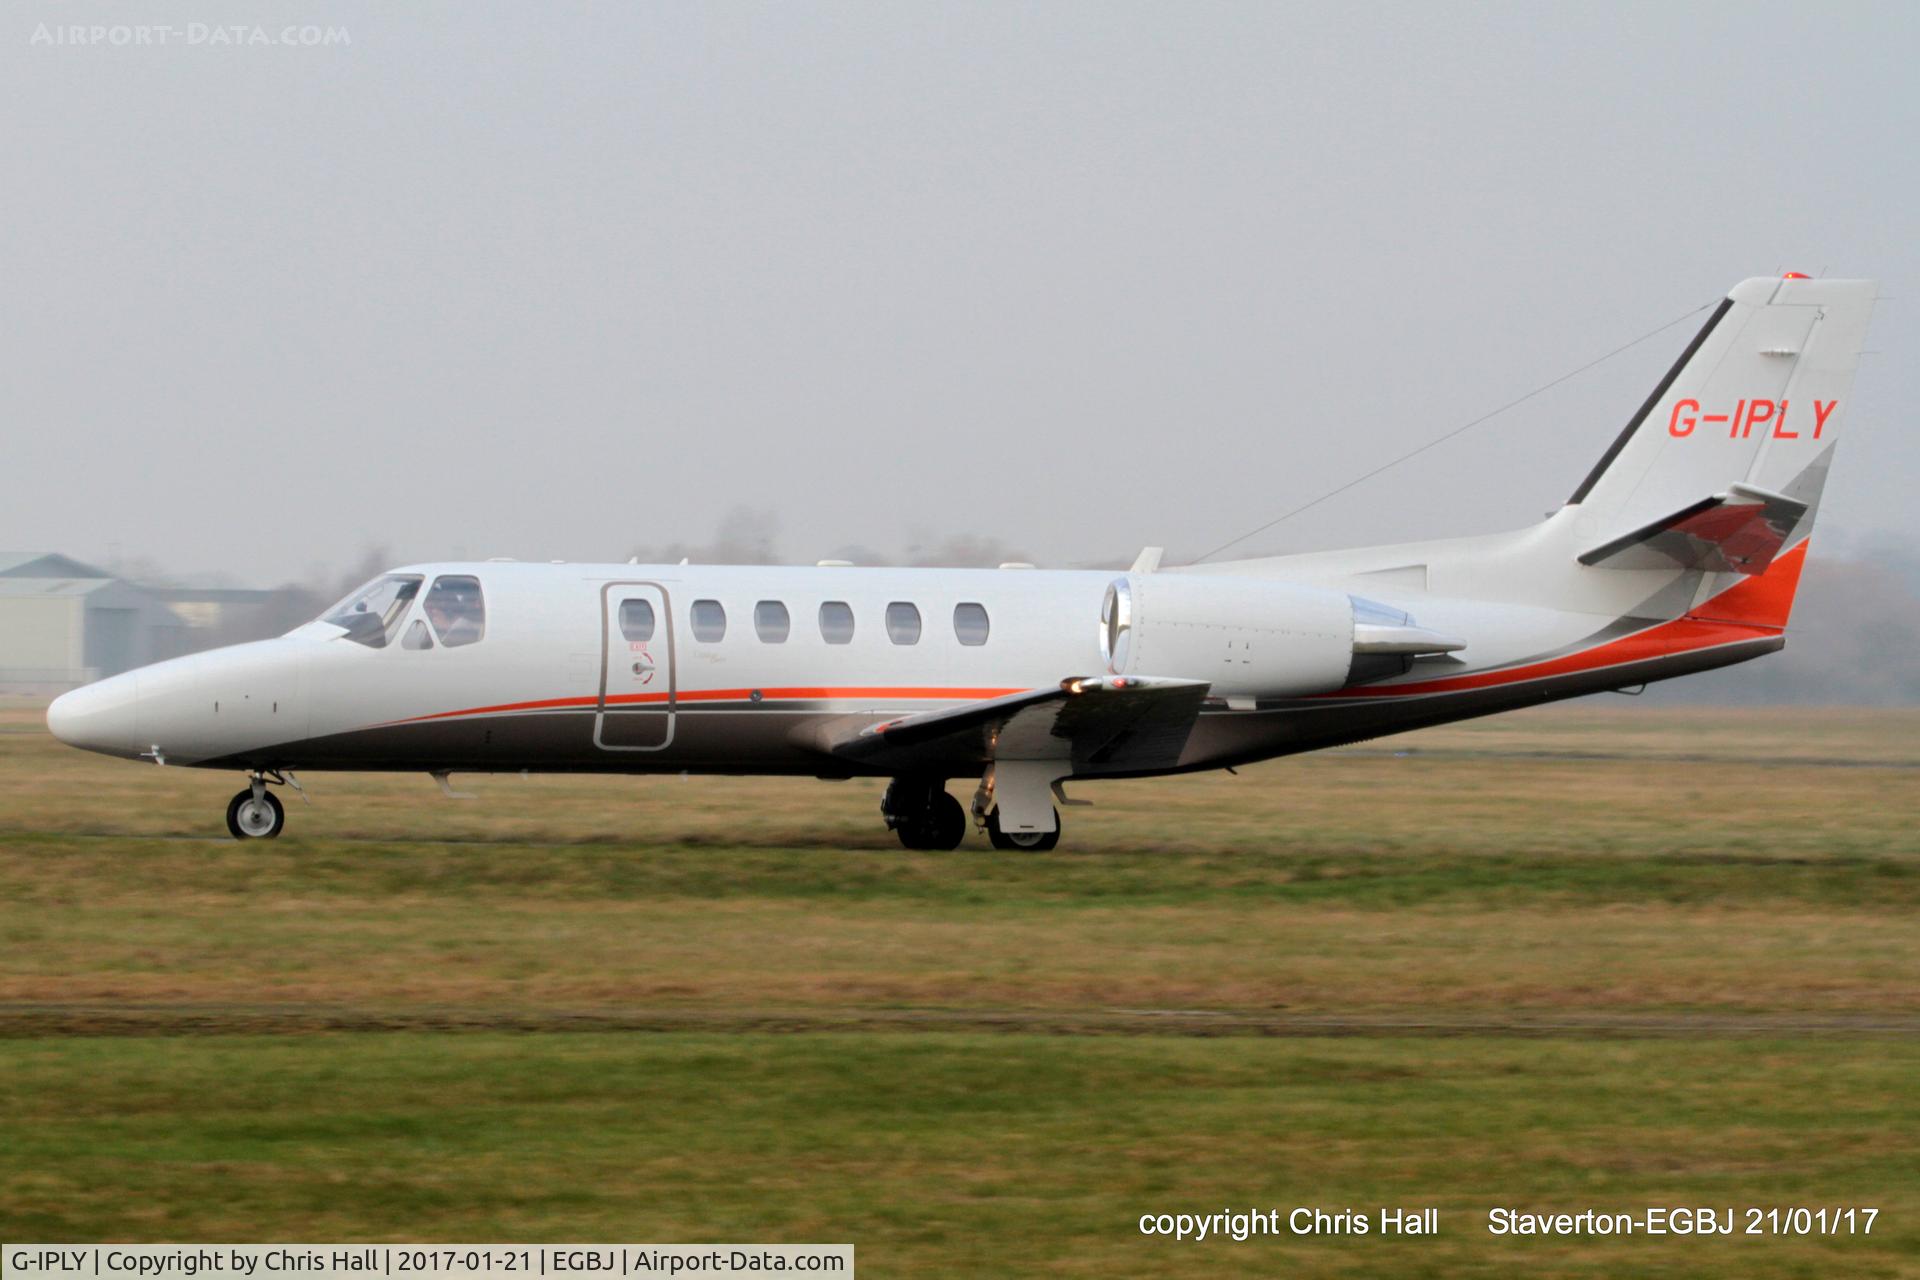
[987,807,1060,851]
[225,788,285,840]
[896,790,967,851]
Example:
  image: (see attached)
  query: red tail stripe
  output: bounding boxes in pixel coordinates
[1316,542,1806,700]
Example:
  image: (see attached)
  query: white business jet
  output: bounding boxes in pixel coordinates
[49,275,1874,848]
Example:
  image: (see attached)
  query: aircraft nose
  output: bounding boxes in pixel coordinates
[46,673,140,758]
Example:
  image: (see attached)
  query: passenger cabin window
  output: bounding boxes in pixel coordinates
[819,601,855,644]
[402,620,434,650]
[953,602,990,646]
[691,599,727,642]
[619,598,655,643]
[423,575,486,648]
[320,574,423,649]
[755,600,790,643]
[886,602,922,645]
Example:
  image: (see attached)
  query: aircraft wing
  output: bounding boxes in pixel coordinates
[815,676,1211,774]
[1577,483,1809,576]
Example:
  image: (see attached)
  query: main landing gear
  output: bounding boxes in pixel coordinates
[882,775,1066,851]
[881,777,968,851]
[225,770,303,840]
[986,807,1060,851]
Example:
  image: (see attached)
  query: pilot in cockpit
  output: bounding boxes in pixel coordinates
[425,578,485,647]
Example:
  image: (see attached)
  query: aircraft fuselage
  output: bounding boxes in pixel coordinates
[47,557,1775,781]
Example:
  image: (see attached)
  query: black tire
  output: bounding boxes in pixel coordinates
[225,788,285,839]
[987,807,1059,851]
[896,790,968,851]
[925,791,967,850]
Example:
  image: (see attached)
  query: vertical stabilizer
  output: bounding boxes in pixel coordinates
[1568,276,1876,557]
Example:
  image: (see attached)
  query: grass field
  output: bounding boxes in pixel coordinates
[2,697,1917,1276]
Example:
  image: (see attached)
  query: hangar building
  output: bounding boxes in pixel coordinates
[0,553,191,693]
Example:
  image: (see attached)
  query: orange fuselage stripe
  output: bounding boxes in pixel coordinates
[390,686,1025,726]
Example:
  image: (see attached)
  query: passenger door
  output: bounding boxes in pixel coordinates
[597,582,675,750]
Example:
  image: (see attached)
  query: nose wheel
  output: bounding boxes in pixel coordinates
[226,784,285,839]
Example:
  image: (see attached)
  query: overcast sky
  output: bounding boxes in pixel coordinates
[3,2,1915,584]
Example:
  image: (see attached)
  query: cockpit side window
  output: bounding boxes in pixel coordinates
[320,574,424,649]
[423,575,486,648]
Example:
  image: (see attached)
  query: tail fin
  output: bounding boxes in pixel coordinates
[1567,275,1875,626]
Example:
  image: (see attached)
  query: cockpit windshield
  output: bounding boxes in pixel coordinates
[319,574,424,648]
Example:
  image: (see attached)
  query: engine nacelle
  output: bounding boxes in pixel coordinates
[1099,574,1355,700]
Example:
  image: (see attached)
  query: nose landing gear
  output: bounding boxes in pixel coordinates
[226,784,284,839]
[225,772,288,839]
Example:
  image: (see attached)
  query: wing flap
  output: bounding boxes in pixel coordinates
[821,676,1211,773]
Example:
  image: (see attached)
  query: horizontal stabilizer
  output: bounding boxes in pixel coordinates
[817,676,1210,773]
[1578,484,1808,576]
